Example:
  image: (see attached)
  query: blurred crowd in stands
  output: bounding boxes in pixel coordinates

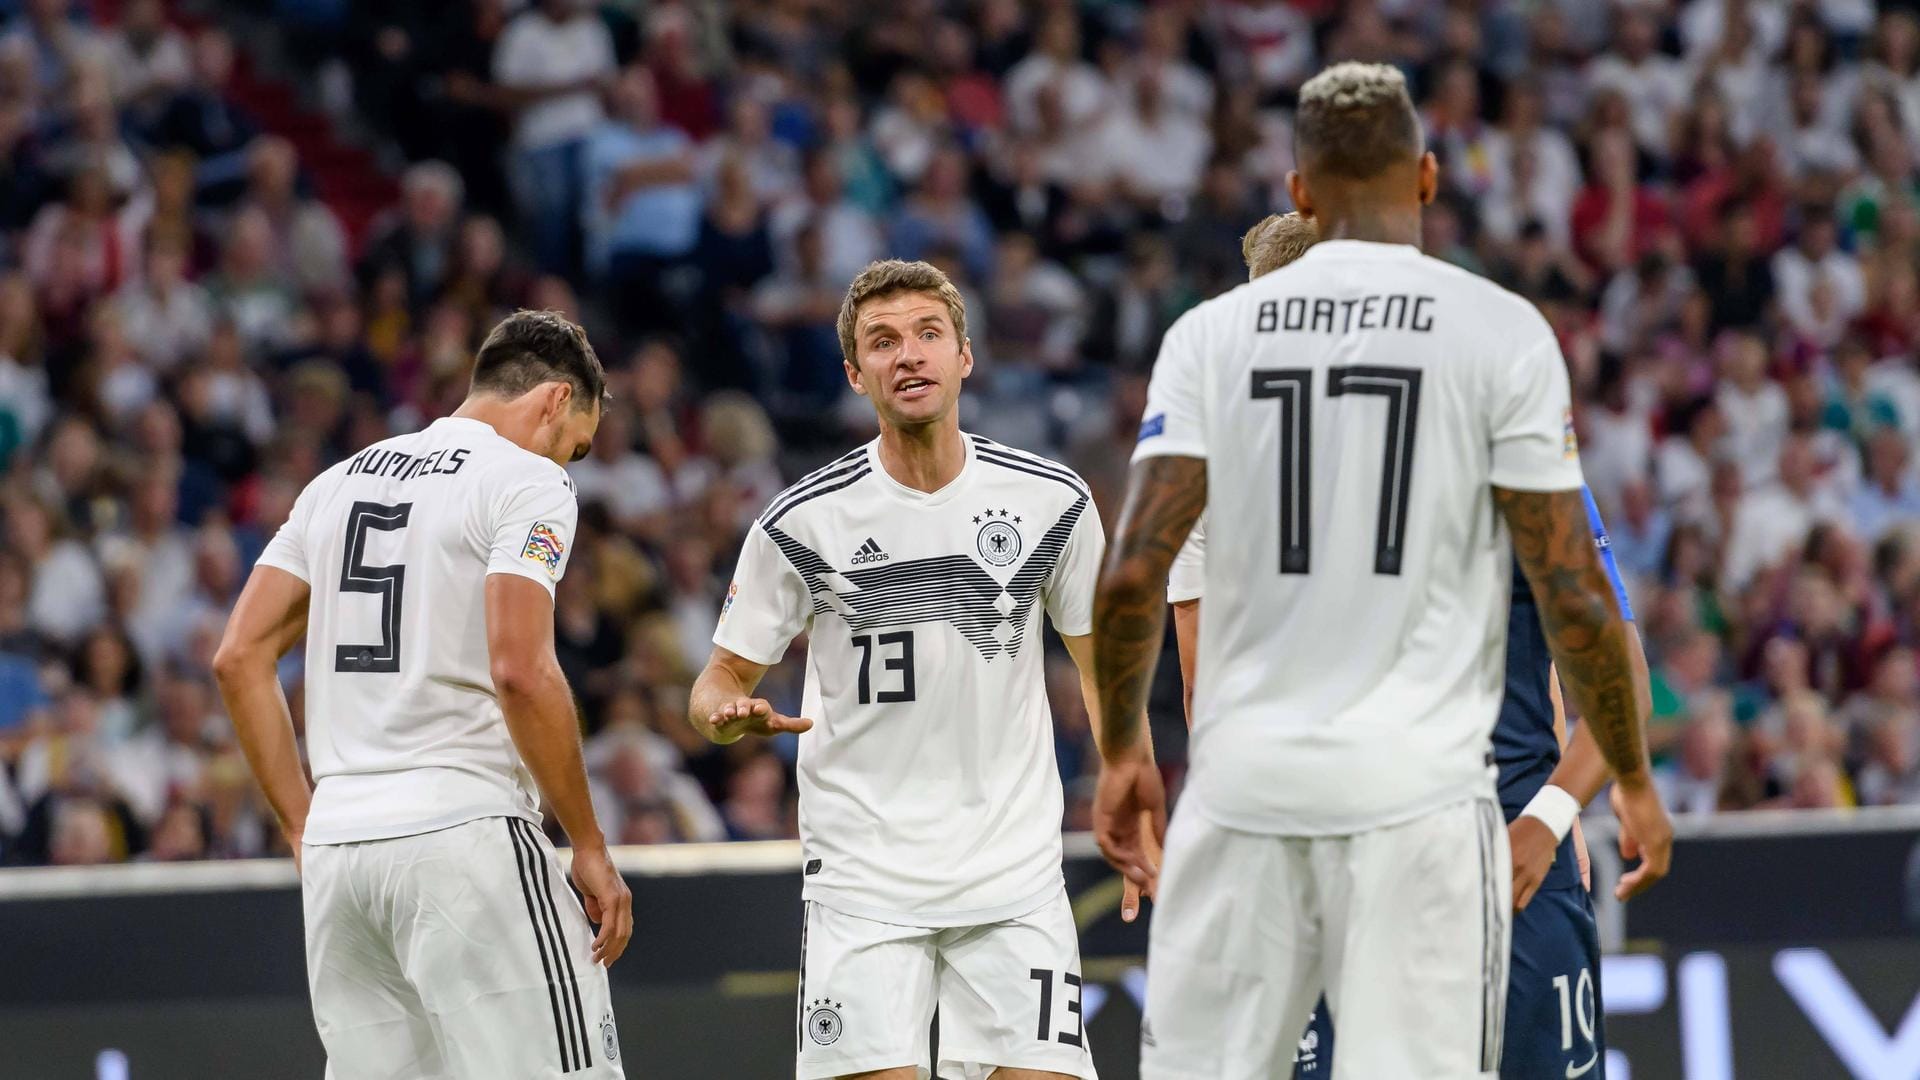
[0,0,1918,866]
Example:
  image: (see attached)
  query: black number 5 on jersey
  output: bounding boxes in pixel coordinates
[1251,365,1423,576]
[335,501,412,673]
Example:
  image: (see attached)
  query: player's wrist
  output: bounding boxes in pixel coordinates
[1519,784,1582,843]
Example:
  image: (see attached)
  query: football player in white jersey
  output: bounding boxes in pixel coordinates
[215,310,633,1079]
[689,259,1133,1080]
[1089,63,1672,1079]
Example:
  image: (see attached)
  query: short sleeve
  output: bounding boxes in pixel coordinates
[1132,310,1208,463]
[254,482,317,583]
[713,524,812,666]
[1488,323,1585,492]
[486,473,579,598]
[1582,487,1636,622]
[1167,513,1206,603]
[1044,497,1106,636]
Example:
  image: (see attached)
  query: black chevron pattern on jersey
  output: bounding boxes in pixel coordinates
[762,495,1088,661]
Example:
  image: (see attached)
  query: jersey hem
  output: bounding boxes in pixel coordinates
[711,628,785,667]
[1130,441,1207,465]
[802,879,1064,929]
[484,562,558,597]
[1485,469,1584,493]
[301,805,540,846]
[252,552,311,584]
[1182,778,1495,838]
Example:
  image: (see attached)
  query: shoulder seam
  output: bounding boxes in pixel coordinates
[763,466,873,526]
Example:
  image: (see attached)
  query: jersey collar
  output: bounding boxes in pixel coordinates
[865,431,977,508]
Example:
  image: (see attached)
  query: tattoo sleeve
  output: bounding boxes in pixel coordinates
[1094,456,1207,756]
[1494,485,1649,781]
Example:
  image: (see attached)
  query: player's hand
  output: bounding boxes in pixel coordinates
[1610,777,1673,901]
[707,698,813,744]
[1121,808,1160,923]
[1508,815,1557,912]
[1094,746,1167,900]
[570,843,634,967]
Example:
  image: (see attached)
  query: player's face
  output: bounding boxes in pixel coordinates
[537,389,602,467]
[847,293,973,429]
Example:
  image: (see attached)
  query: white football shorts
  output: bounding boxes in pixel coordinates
[796,887,1098,1079]
[303,816,624,1080]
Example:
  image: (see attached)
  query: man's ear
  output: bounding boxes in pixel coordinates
[1418,151,1439,206]
[546,381,574,421]
[844,357,868,396]
[1287,170,1313,217]
[959,338,974,380]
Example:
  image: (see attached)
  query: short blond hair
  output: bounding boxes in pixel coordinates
[1242,212,1319,279]
[836,259,968,367]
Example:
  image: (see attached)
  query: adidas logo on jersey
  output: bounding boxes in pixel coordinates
[849,538,890,565]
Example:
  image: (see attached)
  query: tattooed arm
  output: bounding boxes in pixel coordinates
[1495,485,1671,898]
[1088,455,1206,893]
[1094,456,1208,754]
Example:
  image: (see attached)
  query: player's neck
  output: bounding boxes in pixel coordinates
[1310,204,1423,248]
[874,418,967,494]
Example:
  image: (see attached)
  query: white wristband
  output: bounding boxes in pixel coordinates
[1519,784,1582,843]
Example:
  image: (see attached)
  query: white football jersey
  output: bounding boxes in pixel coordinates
[1134,239,1584,835]
[256,416,579,845]
[1167,514,1206,604]
[715,434,1104,926]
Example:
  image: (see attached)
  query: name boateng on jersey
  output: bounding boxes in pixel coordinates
[1135,239,1585,836]
[715,435,1104,926]
[255,416,580,845]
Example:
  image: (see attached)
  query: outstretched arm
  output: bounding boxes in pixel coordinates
[212,565,313,861]
[688,645,813,744]
[1495,486,1670,900]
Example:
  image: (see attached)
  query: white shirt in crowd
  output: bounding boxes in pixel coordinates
[256,416,580,845]
[492,8,616,150]
[1134,239,1585,835]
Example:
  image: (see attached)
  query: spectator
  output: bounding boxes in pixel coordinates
[1852,428,1920,542]
[5,492,105,646]
[1773,209,1866,348]
[491,0,615,276]
[1094,70,1212,206]
[769,149,880,288]
[152,27,256,195]
[750,221,850,419]
[2,0,103,97]
[1724,433,1851,589]
[1570,128,1672,275]
[1693,200,1777,332]
[241,135,348,296]
[1655,691,1737,814]
[720,750,793,841]
[113,230,213,373]
[887,146,996,286]
[1588,6,1692,158]
[359,160,464,313]
[103,0,189,121]
[204,205,297,356]
[581,65,701,318]
[1715,330,1792,487]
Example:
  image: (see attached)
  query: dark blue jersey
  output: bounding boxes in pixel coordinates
[1493,487,1634,890]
